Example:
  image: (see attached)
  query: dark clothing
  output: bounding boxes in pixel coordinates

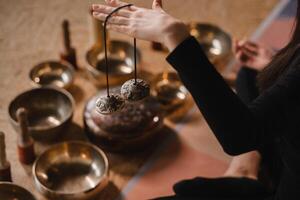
[165,37,300,199]
[155,68,270,200]
[236,68,275,191]
[173,177,269,199]
[235,68,259,104]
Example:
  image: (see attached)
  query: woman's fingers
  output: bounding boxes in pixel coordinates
[152,0,163,10]
[244,42,259,53]
[235,40,259,55]
[105,0,125,7]
[233,39,241,53]
[92,4,132,17]
[240,48,256,60]
[235,48,255,64]
[105,0,138,11]
[241,46,258,56]
[245,41,258,49]
[236,51,250,64]
[233,39,258,59]
[93,13,129,25]
[237,39,247,48]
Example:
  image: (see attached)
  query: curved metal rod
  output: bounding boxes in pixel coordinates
[104,4,135,97]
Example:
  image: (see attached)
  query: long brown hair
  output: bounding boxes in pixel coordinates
[258,0,300,91]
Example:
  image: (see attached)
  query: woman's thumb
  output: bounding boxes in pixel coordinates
[152,0,163,10]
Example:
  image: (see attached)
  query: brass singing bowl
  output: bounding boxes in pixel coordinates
[0,182,37,200]
[8,87,74,141]
[151,72,194,121]
[188,23,232,70]
[33,141,109,200]
[86,40,141,87]
[29,61,74,89]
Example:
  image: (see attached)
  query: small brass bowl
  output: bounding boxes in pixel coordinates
[151,72,194,121]
[188,23,232,71]
[29,61,74,89]
[86,40,141,87]
[8,87,74,141]
[33,141,109,200]
[0,182,37,200]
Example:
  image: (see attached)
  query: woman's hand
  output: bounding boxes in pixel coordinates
[91,0,190,51]
[233,39,274,71]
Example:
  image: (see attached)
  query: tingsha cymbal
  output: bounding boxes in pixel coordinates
[95,94,125,115]
[121,79,150,101]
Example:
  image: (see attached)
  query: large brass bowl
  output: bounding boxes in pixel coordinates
[189,23,232,71]
[84,87,163,152]
[29,61,75,89]
[86,40,141,87]
[8,87,74,141]
[0,182,37,200]
[33,141,109,200]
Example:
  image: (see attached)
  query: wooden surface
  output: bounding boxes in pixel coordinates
[0,0,278,199]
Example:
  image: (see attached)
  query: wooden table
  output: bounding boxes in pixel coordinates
[0,0,278,199]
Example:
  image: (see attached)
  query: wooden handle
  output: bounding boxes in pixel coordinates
[18,143,35,164]
[60,47,78,69]
[16,108,35,164]
[0,132,8,169]
[16,108,31,146]
[0,132,11,181]
[62,19,71,52]
[0,165,12,182]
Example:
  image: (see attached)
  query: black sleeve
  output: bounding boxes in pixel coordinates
[235,67,259,105]
[166,36,300,155]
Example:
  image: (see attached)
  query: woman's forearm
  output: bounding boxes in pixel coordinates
[162,20,190,51]
[167,36,264,155]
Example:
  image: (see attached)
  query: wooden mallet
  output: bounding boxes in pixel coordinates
[16,108,35,165]
[0,132,12,182]
[60,19,78,69]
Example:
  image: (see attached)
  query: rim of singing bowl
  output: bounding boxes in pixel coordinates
[8,86,75,132]
[0,182,37,200]
[32,141,109,197]
[188,22,232,58]
[29,60,75,89]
